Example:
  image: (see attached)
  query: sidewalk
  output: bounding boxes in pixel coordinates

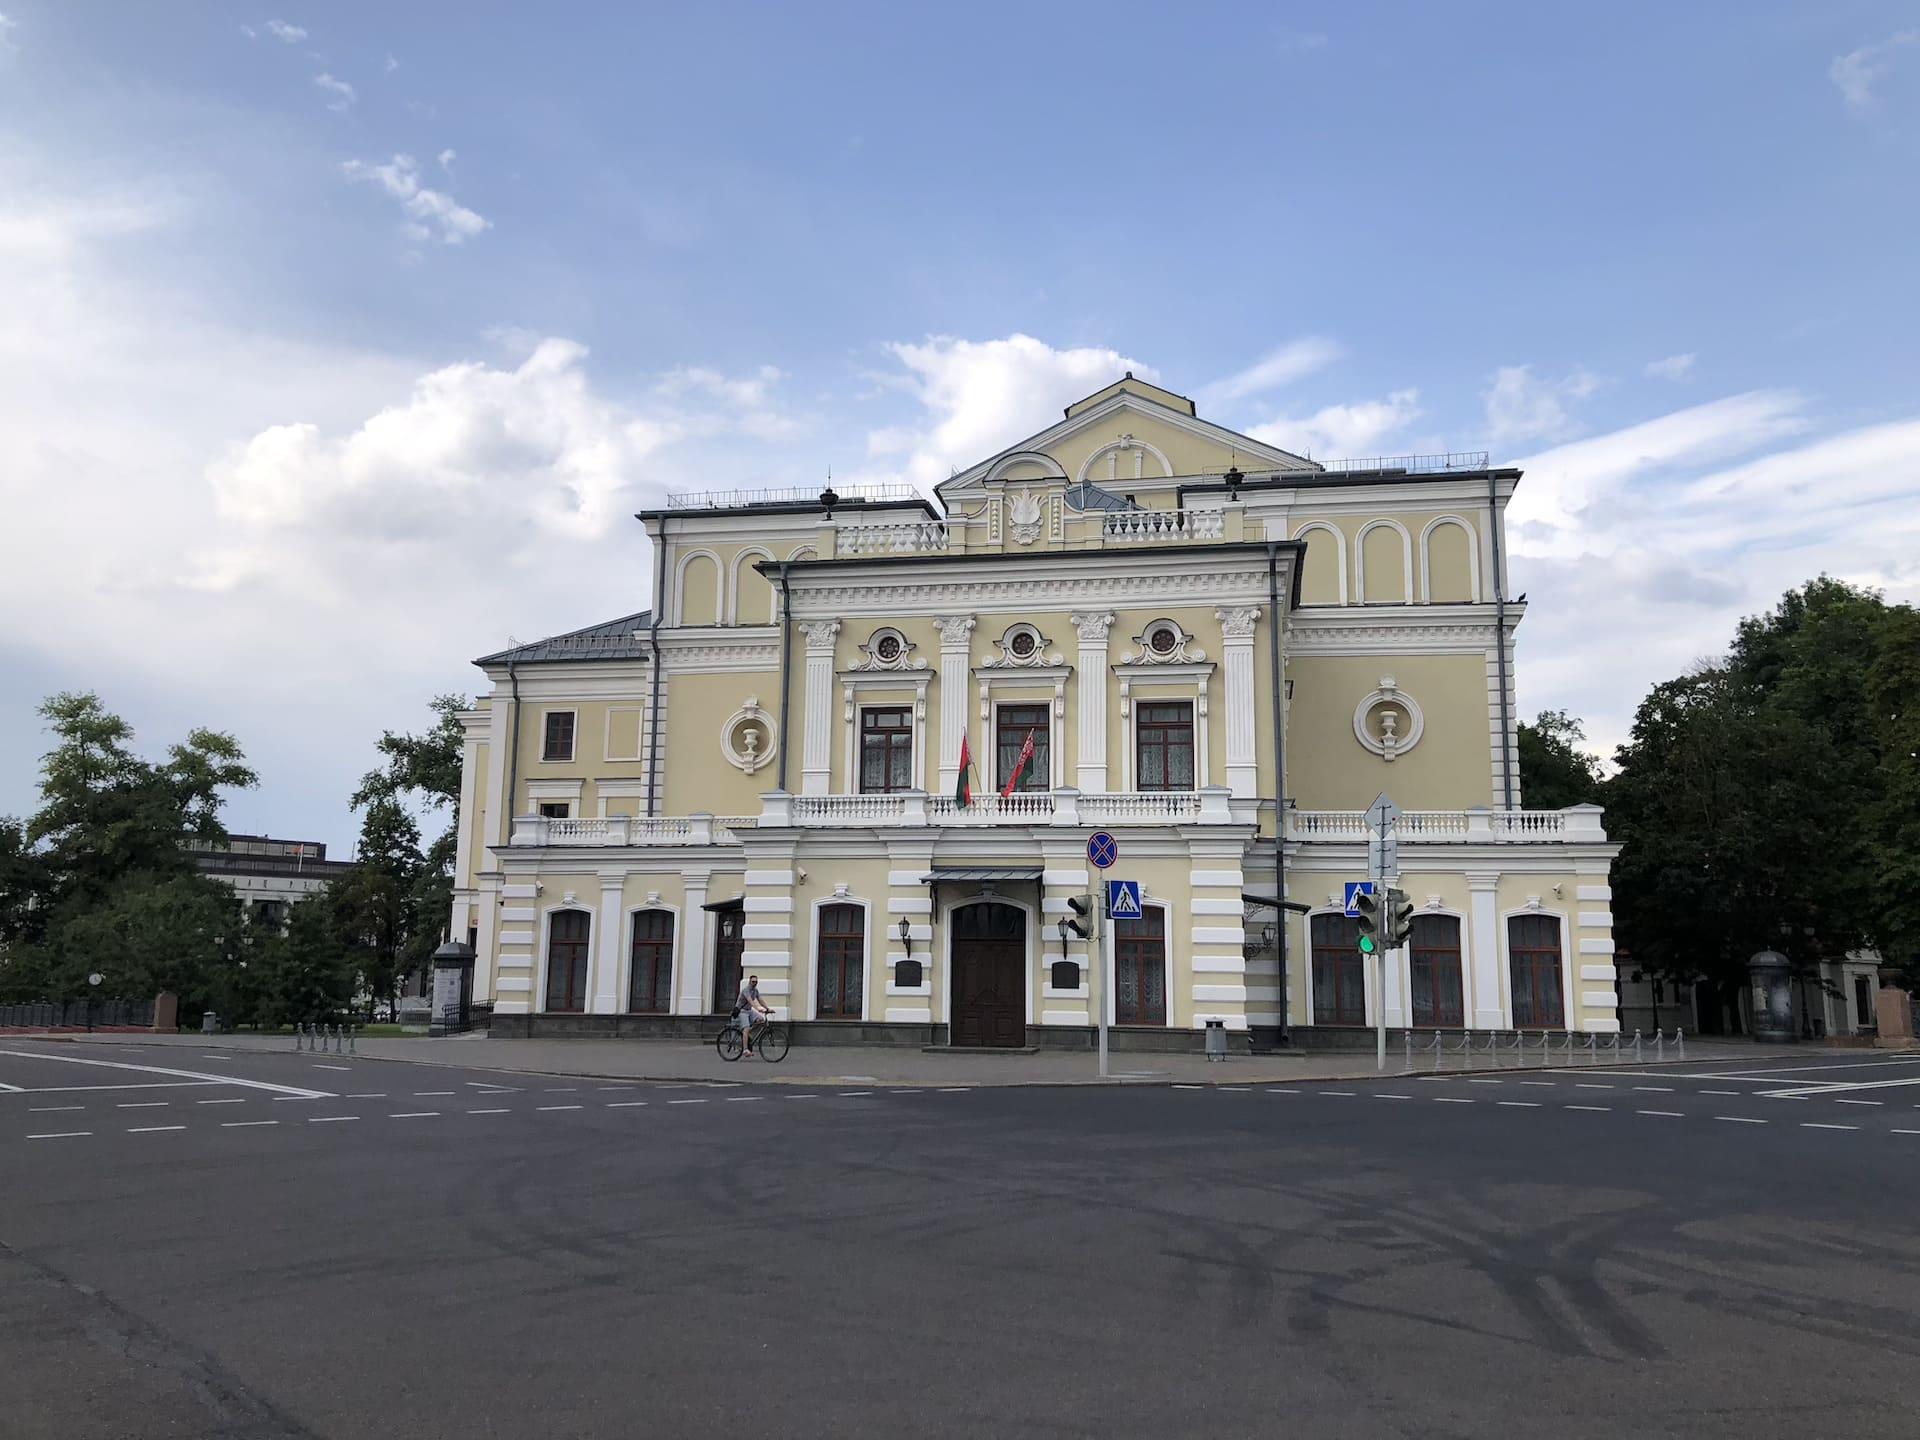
[30,1029,1783,1087]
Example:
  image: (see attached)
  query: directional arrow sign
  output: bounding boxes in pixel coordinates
[1365,792,1401,831]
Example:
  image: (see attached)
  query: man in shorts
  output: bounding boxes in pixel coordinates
[737,974,772,1054]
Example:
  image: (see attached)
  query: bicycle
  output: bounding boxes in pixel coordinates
[716,1013,789,1063]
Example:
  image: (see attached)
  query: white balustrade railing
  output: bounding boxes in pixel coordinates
[1078,791,1203,823]
[789,794,909,825]
[927,792,1056,824]
[1287,807,1599,843]
[509,813,752,847]
[837,520,951,555]
[1102,508,1225,544]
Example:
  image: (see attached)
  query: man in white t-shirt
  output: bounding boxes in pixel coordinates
[737,975,771,1054]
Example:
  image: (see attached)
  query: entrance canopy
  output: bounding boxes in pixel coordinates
[921,867,1044,884]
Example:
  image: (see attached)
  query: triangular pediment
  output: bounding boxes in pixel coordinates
[938,375,1318,500]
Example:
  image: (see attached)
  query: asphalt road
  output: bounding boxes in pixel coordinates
[4,1041,1918,1439]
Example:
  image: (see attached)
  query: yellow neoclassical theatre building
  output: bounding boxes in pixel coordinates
[448,375,1621,1048]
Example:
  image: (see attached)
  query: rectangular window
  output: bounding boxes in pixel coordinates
[858,707,914,794]
[545,910,591,1012]
[1310,912,1365,1026]
[816,903,865,1018]
[1855,974,1875,1029]
[1114,907,1166,1026]
[543,710,576,762]
[995,704,1050,793]
[1507,914,1565,1029]
[537,801,570,819]
[1135,701,1195,792]
[1409,914,1464,1028]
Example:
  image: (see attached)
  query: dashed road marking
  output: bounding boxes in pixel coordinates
[724,1097,760,1103]
[389,1112,439,1119]
[1519,1081,1556,1088]
[198,1099,245,1105]
[1716,1116,1766,1125]
[839,1091,872,1097]
[666,1099,708,1106]
[606,1101,648,1108]
[127,1125,185,1134]
[222,1120,278,1128]
[1633,1086,1674,1093]
[466,1109,510,1115]
[1497,1101,1542,1108]
[1575,1084,1614,1090]
[1637,1110,1685,1118]
[1802,1123,1858,1131]
[309,1116,359,1124]
[1836,1100,1883,1107]
[1432,1097,1475,1104]
[312,1065,351,1072]
[27,1131,90,1140]
[937,1088,970,1093]
[1319,1090,1356,1097]
[414,1091,456,1097]
[29,1105,83,1112]
[1467,1079,1501,1086]
[1566,1105,1610,1112]
[1374,1094,1412,1100]
[536,1104,583,1112]
[117,1102,169,1109]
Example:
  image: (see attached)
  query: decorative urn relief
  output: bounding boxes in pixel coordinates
[721,696,778,774]
[1353,675,1424,762]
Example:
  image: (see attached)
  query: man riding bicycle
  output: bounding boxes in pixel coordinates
[736,974,772,1055]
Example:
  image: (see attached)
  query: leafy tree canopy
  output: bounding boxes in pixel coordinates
[1516,709,1606,810]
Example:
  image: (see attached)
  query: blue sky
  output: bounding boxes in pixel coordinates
[1,2,1917,849]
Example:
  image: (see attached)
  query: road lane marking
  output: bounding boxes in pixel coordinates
[1801,1123,1858,1131]
[536,1104,584,1112]
[27,1131,90,1139]
[1520,1081,1555,1087]
[1836,1099,1883,1107]
[546,1087,580,1093]
[894,1090,922,1094]
[117,1102,169,1108]
[1173,1084,1205,1090]
[1566,1105,1610,1112]
[606,1101,648,1108]
[308,1116,359,1123]
[29,1105,84,1112]
[1894,1129,1920,1136]
[466,1108,511,1115]
[667,1099,708,1105]
[1633,1086,1674,1093]
[937,1088,970,1093]
[724,1096,759,1103]
[1716,1116,1767,1124]
[1374,1093,1412,1100]
[312,1065,351,1072]
[1700,1090,1739,1095]
[345,1093,387,1099]
[199,1055,233,1061]
[1467,1079,1501,1085]
[1497,1101,1542,1108]
[839,1091,872,1097]
[390,1112,439,1119]
[0,1049,332,1099]
[197,1099,245,1105]
[221,1120,278,1128]
[1637,1110,1685,1117]
[1433,1097,1475,1104]
[1575,1084,1614,1089]
[127,1125,185,1133]
[1319,1090,1356,1097]
[413,1091,455,1097]
[786,1094,818,1100]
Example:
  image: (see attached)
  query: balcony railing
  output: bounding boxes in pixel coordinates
[509,814,758,847]
[926,792,1056,824]
[1286,807,1601,843]
[1102,507,1224,544]
[837,519,952,555]
[775,788,1231,827]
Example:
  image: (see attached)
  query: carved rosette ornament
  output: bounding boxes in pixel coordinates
[1007,488,1044,545]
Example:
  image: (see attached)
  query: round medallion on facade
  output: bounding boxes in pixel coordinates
[720,697,779,774]
[1352,676,1424,763]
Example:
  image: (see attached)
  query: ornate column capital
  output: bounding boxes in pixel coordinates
[799,620,841,651]
[1216,606,1261,640]
[935,615,976,646]
[1071,611,1115,643]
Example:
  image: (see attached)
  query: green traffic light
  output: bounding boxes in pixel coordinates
[1357,935,1376,954]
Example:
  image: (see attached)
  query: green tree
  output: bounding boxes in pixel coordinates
[347,696,467,997]
[330,798,422,1019]
[1609,578,1908,999]
[258,897,356,1025]
[1516,709,1606,810]
[53,874,240,1009]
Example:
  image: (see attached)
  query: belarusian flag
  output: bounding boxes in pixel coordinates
[955,732,973,807]
[1000,728,1036,798]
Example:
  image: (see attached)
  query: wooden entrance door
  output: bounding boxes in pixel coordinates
[711,906,744,1013]
[950,902,1025,1048]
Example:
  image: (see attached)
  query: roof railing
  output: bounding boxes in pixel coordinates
[1317,451,1491,475]
[665,481,920,510]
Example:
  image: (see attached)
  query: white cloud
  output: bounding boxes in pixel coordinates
[437,148,456,175]
[1246,388,1420,461]
[266,19,308,44]
[385,52,400,73]
[875,334,1149,490]
[0,12,18,54]
[1644,352,1695,381]
[651,364,797,440]
[313,72,356,112]
[1831,31,1918,112]
[1200,338,1341,406]
[1483,364,1600,447]
[341,154,490,245]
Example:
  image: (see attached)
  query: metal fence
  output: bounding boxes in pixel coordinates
[0,998,155,1029]
[1400,1027,1686,1073]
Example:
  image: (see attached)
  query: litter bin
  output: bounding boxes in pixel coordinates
[1204,1018,1227,1062]
[200,1010,218,1034]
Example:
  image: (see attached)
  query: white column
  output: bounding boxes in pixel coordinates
[1468,871,1503,1029]
[591,872,625,1014]
[1072,612,1113,792]
[484,689,513,847]
[678,869,711,1015]
[1216,607,1260,798]
[936,615,975,793]
[799,621,840,796]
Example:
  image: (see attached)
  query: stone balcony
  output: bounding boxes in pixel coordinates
[506,799,1606,845]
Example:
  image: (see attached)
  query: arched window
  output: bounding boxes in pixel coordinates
[1310,912,1364,1026]
[629,910,674,1014]
[1409,914,1464,1028]
[545,910,591,1013]
[1508,914,1566,1029]
[1114,905,1167,1026]
[816,903,865,1019]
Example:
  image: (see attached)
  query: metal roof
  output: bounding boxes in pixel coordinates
[474,611,653,667]
[921,866,1045,883]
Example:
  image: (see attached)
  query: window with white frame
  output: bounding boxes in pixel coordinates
[542,710,576,762]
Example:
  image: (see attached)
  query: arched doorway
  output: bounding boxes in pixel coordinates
[950,902,1026,1048]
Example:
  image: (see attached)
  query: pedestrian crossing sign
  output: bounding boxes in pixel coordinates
[1107,879,1143,919]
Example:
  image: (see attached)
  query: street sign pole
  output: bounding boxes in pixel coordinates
[1367,792,1400,1073]
[1086,832,1118,1081]
[1097,890,1108,1080]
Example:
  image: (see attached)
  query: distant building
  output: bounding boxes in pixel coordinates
[1616,952,1886,1040]
[183,833,355,930]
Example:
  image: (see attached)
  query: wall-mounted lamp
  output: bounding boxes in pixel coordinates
[1261,923,1277,951]
[1056,917,1071,960]
[898,916,913,956]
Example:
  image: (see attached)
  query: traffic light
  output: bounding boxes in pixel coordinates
[1384,887,1415,948]
[1066,894,1094,941]
[1353,887,1383,955]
